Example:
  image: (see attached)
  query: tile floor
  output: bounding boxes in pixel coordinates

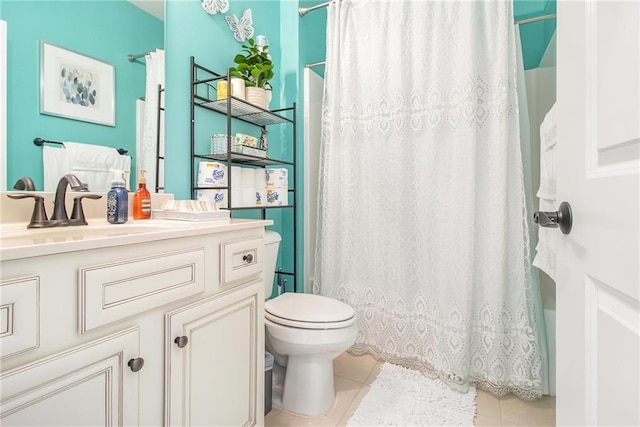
[265,352,556,427]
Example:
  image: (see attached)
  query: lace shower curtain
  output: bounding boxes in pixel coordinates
[314,0,548,398]
[137,49,165,192]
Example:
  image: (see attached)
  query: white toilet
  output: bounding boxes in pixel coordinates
[263,231,357,417]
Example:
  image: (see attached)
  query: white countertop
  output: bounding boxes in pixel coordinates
[1,191,272,261]
[1,218,272,262]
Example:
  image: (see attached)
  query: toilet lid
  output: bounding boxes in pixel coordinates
[265,293,355,329]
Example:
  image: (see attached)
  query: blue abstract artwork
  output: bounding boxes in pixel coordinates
[60,66,98,107]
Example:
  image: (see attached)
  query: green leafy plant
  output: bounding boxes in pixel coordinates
[229,38,274,90]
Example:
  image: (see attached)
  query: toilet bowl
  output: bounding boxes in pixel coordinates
[263,231,357,417]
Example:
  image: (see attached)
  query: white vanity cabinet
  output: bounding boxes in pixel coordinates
[0,327,141,426]
[0,220,269,426]
[165,280,264,427]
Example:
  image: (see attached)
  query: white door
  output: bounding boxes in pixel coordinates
[556,1,639,426]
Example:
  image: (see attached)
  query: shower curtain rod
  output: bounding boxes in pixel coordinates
[303,12,557,68]
[306,60,326,69]
[299,2,556,25]
[515,13,557,25]
[299,1,331,16]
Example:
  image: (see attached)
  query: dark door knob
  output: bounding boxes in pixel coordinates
[243,253,254,263]
[533,201,573,235]
[128,357,144,372]
[174,336,189,348]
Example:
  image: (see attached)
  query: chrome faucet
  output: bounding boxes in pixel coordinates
[50,174,84,224]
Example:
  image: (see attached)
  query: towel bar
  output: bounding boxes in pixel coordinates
[34,138,128,155]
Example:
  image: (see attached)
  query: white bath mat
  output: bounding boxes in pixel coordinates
[347,363,476,426]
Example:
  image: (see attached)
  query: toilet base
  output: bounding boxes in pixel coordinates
[275,355,335,417]
[264,312,357,417]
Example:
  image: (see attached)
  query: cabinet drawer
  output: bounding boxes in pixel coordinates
[220,237,263,286]
[79,247,205,333]
[0,276,39,359]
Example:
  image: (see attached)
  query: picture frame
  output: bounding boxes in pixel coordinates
[40,41,115,126]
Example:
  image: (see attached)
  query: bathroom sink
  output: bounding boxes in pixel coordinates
[0,222,178,248]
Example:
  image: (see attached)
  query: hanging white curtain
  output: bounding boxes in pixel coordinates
[315,0,548,399]
[137,49,165,192]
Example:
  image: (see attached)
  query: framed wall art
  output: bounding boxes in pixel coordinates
[40,41,115,126]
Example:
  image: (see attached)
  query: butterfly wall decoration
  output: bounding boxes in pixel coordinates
[202,0,229,15]
[225,9,255,42]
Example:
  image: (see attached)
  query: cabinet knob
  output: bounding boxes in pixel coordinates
[174,336,189,348]
[128,357,144,372]
[243,253,254,263]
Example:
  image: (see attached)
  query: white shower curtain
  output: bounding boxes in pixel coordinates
[315,0,548,398]
[137,49,165,192]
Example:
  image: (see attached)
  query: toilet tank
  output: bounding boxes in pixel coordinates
[264,230,282,298]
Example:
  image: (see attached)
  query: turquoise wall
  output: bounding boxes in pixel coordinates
[298,0,327,77]
[164,0,296,294]
[164,0,283,200]
[2,0,163,189]
[514,0,556,69]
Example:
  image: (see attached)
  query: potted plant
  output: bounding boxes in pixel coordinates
[229,38,274,109]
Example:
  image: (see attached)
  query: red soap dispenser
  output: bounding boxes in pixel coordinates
[133,169,151,219]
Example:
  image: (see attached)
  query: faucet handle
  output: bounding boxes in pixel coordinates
[69,194,103,226]
[13,176,36,191]
[6,193,49,228]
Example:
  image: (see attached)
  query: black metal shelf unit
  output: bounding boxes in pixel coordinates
[190,57,298,292]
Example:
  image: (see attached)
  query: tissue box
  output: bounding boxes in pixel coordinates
[211,133,266,158]
[211,134,239,154]
[235,133,259,148]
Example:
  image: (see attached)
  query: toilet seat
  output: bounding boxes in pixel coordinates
[265,293,355,330]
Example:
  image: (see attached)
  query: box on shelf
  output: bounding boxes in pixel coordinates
[266,187,288,206]
[197,189,228,209]
[210,134,235,154]
[210,133,267,158]
[235,133,259,148]
[239,146,267,158]
[266,168,288,187]
[197,161,227,187]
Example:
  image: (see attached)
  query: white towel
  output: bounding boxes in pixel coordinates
[532,103,558,280]
[43,146,70,192]
[536,104,557,201]
[62,142,131,191]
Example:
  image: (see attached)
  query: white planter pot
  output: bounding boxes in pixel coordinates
[245,87,268,110]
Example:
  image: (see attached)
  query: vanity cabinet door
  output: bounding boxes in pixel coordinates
[165,281,264,427]
[0,327,140,426]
